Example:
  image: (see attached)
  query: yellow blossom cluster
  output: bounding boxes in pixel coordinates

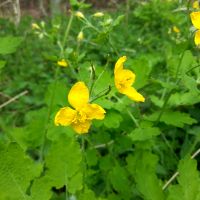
[54,57,145,134]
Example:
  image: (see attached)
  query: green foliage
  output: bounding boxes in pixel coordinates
[127,151,164,200]
[167,157,200,200]
[129,126,160,141]
[146,110,197,128]
[0,36,22,55]
[1,0,200,199]
[31,135,82,198]
[0,143,42,200]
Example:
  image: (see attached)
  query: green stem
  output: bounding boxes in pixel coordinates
[114,95,140,128]
[90,57,110,95]
[90,86,112,103]
[126,109,140,128]
[40,12,74,161]
[62,12,74,50]
[81,135,87,191]
[89,63,96,95]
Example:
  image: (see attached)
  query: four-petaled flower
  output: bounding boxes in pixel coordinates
[54,82,106,134]
[190,12,200,46]
[114,56,145,102]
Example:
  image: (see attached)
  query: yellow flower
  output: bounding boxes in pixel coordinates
[190,12,200,46]
[75,11,85,19]
[193,0,199,9]
[31,23,40,30]
[57,59,68,67]
[172,26,180,33]
[93,12,104,17]
[54,82,106,134]
[114,56,145,102]
[77,31,84,42]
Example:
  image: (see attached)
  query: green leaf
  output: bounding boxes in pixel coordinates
[146,110,197,128]
[126,151,164,200]
[86,149,98,166]
[0,36,23,55]
[103,110,123,128]
[0,143,42,200]
[169,91,200,106]
[78,188,96,200]
[168,50,197,78]
[129,126,160,141]
[129,57,152,89]
[167,156,200,200]
[109,165,131,199]
[113,15,125,27]
[31,134,82,199]
[10,108,47,150]
[0,60,6,69]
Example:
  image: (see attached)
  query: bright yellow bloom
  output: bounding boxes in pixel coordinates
[193,1,199,9]
[77,31,84,42]
[190,11,200,45]
[75,11,85,19]
[57,59,68,67]
[31,23,40,30]
[172,26,180,33]
[54,82,106,134]
[114,56,145,102]
[93,12,104,17]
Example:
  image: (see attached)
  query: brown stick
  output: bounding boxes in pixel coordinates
[0,90,28,109]
[162,147,200,190]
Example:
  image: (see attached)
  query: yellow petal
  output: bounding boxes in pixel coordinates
[122,87,145,102]
[71,120,91,134]
[195,30,200,46]
[115,69,136,92]
[114,56,127,74]
[190,12,200,29]
[57,59,68,67]
[68,82,89,110]
[83,104,106,120]
[54,107,76,126]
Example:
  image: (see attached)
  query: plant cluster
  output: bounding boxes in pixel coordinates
[0,0,200,200]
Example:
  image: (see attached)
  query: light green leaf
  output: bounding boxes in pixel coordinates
[103,110,123,128]
[146,110,197,128]
[168,50,197,78]
[0,60,6,69]
[31,135,82,199]
[167,156,200,200]
[129,57,152,89]
[0,143,42,200]
[0,36,22,55]
[129,127,160,141]
[169,91,200,106]
[126,151,164,200]
[109,165,131,199]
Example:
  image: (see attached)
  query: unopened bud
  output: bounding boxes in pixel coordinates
[93,12,104,17]
[31,23,40,30]
[75,11,85,19]
[77,31,84,42]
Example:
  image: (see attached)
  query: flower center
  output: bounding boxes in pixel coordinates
[73,110,87,124]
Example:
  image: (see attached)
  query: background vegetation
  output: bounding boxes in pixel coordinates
[0,0,200,199]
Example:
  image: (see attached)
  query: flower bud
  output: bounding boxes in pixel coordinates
[77,31,84,42]
[75,11,85,19]
[93,12,104,17]
[172,26,180,33]
[31,23,40,30]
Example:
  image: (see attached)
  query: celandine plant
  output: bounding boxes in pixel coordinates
[1,1,200,200]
